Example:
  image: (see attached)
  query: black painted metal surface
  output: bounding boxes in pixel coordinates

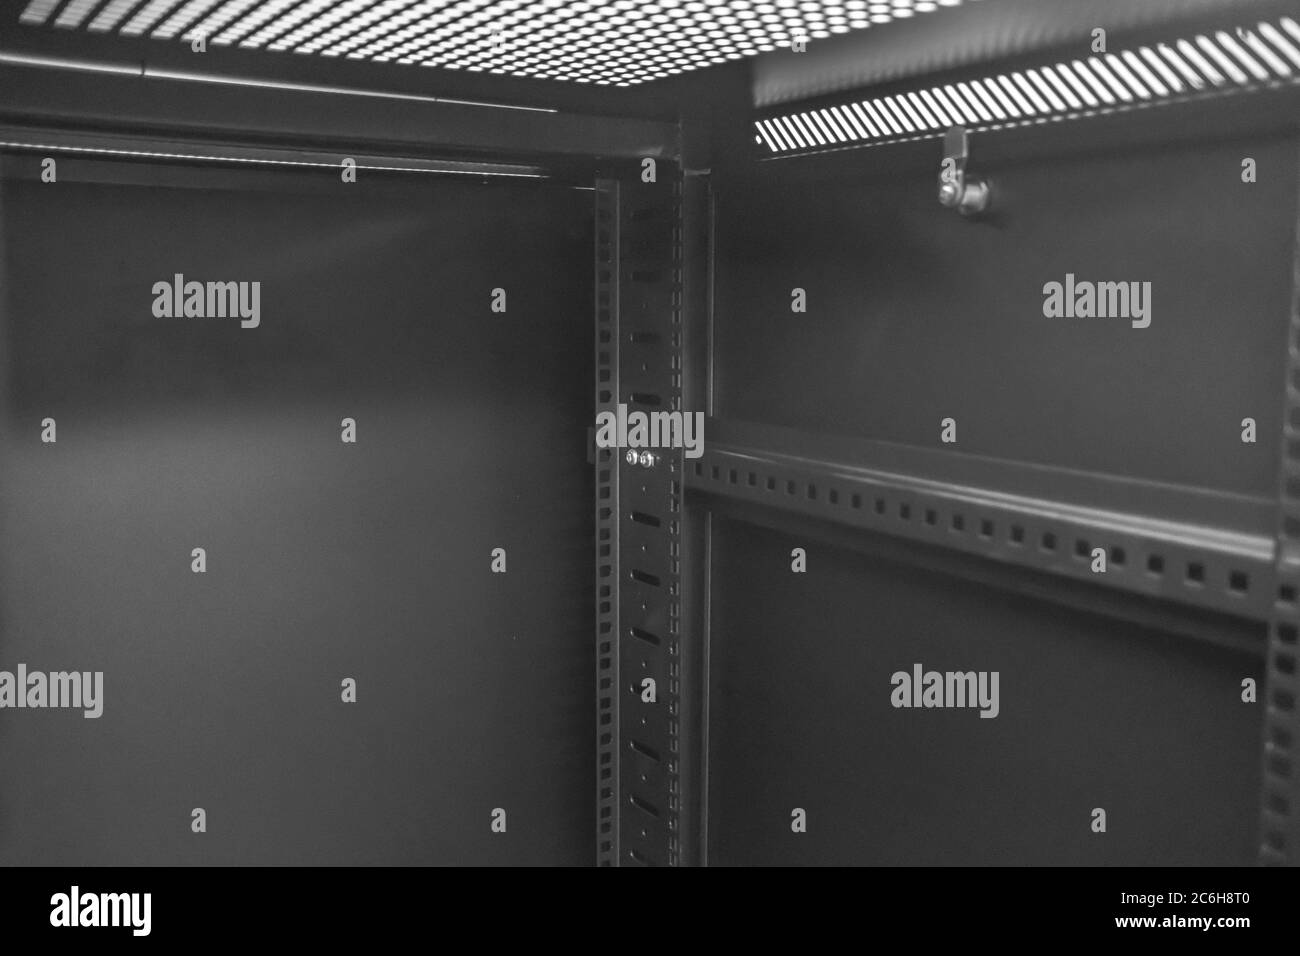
[0,162,595,865]
[713,134,1295,500]
[0,56,678,165]
[705,516,1262,866]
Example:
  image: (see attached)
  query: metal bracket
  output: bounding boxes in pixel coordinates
[938,126,990,217]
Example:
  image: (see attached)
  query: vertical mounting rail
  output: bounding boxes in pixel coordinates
[595,162,685,866]
[595,179,621,867]
[1261,163,1300,865]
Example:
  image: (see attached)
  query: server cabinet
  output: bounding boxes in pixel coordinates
[1,0,1299,869]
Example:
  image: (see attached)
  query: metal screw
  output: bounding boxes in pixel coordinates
[638,451,656,468]
[625,449,639,465]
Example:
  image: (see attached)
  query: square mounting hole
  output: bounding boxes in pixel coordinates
[766,476,776,491]
[1040,532,1057,552]
[924,509,937,526]
[787,480,797,495]
[1186,562,1205,586]
[747,472,757,487]
[1074,539,1090,559]
[1267,750,1293,776]
[851,494,862,509]
[1147,554,1165,575]
[1229,570,1249,594]
[874,498,886,515]
[1278,623,1297,645]
[807,484,817,501]
[980,519,994,538]
[899,502,911,520]
[951,514,965,532]
[1111,546,1126,566]
[828,489,839,504]
[710,465,720,480]
[694,462,702,476]
[728,469,737,484]
[1010,525,1025,545]
[1281,583,1298,605]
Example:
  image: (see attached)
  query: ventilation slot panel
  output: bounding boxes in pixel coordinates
[756,16,1300,155]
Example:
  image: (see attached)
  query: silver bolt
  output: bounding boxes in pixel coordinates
[638,451,656,468]
[625,450,639,465]
[958,178,991,216]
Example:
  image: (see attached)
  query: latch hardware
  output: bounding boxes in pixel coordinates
[938,126,990,217]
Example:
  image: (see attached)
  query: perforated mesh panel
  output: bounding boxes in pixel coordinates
[18,0,981,86]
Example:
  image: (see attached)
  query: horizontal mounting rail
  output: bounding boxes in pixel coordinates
[688,439,1276,623]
